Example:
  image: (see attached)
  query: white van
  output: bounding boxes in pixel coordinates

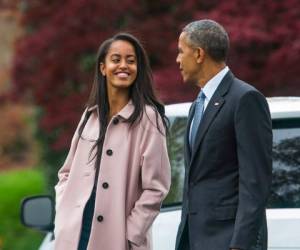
[21,97,300,250]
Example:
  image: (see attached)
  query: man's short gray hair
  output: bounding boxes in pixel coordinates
[183,19,229,62]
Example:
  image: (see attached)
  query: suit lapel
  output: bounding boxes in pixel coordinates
[190,71,234,165]
[191,97,224,160]
[184,102,196,166]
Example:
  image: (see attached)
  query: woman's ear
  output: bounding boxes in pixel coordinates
[195,47,205,64]
[100,62,106,76]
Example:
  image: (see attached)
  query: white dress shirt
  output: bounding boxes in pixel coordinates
[202,66,229,111]
[189,66,229,144]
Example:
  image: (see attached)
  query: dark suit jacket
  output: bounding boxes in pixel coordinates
[175,71,273,250]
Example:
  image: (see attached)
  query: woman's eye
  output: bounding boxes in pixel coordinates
[127,59,136,64]
[112,59,120,63]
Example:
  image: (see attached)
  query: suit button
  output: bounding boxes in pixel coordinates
[112,118,119,125]
[106,149,113,156]
[97,215,104,222]
[102,182,109,189]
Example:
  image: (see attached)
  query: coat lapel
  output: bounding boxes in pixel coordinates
[190,71,234,165]
[184,102,196,166]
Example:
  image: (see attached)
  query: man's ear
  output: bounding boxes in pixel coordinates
[195,47,205,64]
[100,62,105,76]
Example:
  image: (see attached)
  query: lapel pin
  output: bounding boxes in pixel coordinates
[214,102,220,106]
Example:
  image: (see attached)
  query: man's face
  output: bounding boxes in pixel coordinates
[176,32,199,85]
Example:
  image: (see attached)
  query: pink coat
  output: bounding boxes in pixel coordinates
[54,101,171,250]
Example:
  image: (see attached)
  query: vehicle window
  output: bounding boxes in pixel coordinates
[163,117,187,206]
[268,118,300,208]
[163,116,300,209]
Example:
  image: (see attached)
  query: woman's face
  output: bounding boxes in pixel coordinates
[100,40,137,91]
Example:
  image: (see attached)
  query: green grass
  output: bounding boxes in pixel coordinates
[0,168,47,250]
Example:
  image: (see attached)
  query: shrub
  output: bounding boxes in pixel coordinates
[0,168,46,250]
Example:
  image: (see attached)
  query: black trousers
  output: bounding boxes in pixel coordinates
[78,190,96,250]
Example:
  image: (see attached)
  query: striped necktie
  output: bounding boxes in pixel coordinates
[190,91,206,150]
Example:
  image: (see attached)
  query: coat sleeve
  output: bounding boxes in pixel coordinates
[54,109,87,211]
[230,90,273,249]
[126,114,171,246]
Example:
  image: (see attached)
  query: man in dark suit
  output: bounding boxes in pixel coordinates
[175,19,273,250]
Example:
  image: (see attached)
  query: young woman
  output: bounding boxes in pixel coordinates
[53,33,171,250]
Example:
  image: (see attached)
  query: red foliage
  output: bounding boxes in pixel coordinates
[12,0,300,151]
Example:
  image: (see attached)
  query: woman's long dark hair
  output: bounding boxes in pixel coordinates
[78,32,168,163]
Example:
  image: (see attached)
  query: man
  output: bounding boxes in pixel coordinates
[175,19,272,250]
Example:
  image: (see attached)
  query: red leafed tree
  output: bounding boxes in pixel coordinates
[12,0,300,188]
